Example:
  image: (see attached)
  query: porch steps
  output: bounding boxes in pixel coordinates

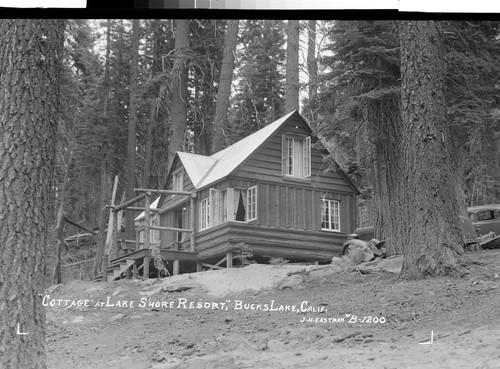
[95,258,135,282]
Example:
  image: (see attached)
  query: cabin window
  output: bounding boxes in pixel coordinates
[173,170,184,192]
[235,189,247,221]
[283,135,311,178]
[321,199,340,232]
[210,188,226,226]
[200,197,210,230]
[246,186,257,221]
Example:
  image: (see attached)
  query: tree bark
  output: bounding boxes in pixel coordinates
[0,19,64,369]
[398,21,466,279]
[212,20,239,154]
[306,20,318,119]
[125,19,140,241]
[168,19,190,171]
[285,20,300,113]
[143,20,162,190]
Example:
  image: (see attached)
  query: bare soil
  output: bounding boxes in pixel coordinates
[46,250,500,369]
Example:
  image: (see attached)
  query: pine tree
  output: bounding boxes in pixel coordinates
[212,19,239,153]
[399,20,466,279]
[285,20,300,113]
[229,20,286,142]
[0,19,65,369]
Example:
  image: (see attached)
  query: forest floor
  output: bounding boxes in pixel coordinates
[45,249,500,369]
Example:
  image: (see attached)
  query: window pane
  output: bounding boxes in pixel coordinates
[303,137,311,177]
[286,138,294,175]
[247,186,257,221]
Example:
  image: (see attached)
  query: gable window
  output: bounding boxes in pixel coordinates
[283,135,311,178]
[321,198,340,232]
[173,170,184,192]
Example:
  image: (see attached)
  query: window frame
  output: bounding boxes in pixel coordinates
[282,134,312,179]
[321,198,340,232]
[172,170,184,192]
[200,197,210,231]
[246,186,258,221]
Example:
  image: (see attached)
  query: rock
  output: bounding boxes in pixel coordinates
[349,255,403,274]
[331,256,343,265]
[279,274,303,289]
[344,240,375,264]
[162,286,193,293]
[109,313,125,322]
[71,316,84,324]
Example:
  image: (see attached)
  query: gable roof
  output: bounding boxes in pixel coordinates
[134,196,160,222]
[169,110,359,195]
[179,110,297,190]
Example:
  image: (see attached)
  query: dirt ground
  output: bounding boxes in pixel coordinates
[45,249,500,369]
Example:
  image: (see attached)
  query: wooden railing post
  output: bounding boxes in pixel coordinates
[143,257,150,279]
[173,260,180,276]
[144,192,151,250]
[190,194,196,252]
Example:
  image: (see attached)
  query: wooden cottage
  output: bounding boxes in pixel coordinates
[128,110,359,276]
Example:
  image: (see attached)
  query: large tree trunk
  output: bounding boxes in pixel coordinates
[398,21,466,279]
[306,20,318,120]
[143,20,162,190]
[125,19,140,242]
[0,19,64,369]
[212,19,239,154]
[285,20,300,113]
[168,19,190,171]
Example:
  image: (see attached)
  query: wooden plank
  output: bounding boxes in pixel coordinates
[133,261,138,279]
[293,187,297,229]
[135,188,193,196]
[149,225,192,233]
[265,184,270,226]
[190,197,196,252]
[173,260,180,275]
[158,196,191,215]
[144,193,151,250]
[102,254,109,282]
[302,188,306,229]
[116,190,126,240]
[201,263,224,270]
[105,176,119,253]
[276,185,280,226]
[113,193,146,213]
[126,206,159,212]
[143,257,150,279]
[285,186,289,228]
[312,190,316,231]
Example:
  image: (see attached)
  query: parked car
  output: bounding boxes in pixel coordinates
[467,204,500,249]
[343,215,500,256]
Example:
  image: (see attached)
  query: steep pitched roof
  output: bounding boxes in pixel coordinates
[179,110,297,190]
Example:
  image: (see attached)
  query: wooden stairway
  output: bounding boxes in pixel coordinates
[95,258,136,282]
